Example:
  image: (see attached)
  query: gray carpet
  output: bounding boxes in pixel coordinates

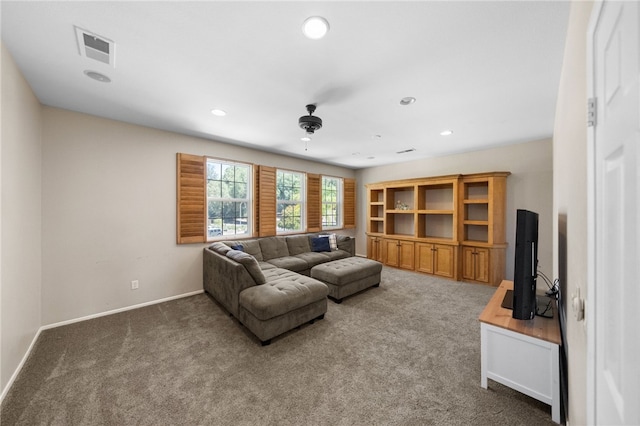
[1,267,555,425]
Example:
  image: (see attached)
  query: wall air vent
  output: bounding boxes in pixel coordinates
[396,148,416,154]
[75,26,115,67]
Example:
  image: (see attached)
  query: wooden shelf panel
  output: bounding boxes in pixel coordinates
[386,233,416,238]
[418,209,455,215]
[464,220,489,226]
[422,237,458,245]
[387,209,416,214]
[463,199,489,204]
[462,240,499,247]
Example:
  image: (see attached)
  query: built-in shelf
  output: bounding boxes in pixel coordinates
[366,172,509,286]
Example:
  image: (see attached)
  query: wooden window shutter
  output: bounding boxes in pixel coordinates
[257,165,276,236]
[176,153,206,244]
[307,173,321,232]
[344,178,356,229]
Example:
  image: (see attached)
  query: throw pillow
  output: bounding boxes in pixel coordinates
[319,233,338,251]
[311,236,331,252]
[209,242,231,255]
[226,250,266,285]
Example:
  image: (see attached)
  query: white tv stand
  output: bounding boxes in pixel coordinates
[479,280,562,423]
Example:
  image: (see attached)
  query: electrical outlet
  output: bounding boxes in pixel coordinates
[131,280,139,290]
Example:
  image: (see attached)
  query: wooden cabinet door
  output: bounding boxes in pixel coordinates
[373,238,383,262]
[367,237,383,262]
[474,247,490,283]
[461,245,490,283]
[398,241,415,270]
[433,244,455,278]
[382,239,399,267]
[461,246,476,280]
[415,243,435,274]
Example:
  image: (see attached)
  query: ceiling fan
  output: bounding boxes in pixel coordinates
[298,104,323,135]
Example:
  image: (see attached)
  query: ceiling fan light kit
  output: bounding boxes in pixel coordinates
[299,104,323,135]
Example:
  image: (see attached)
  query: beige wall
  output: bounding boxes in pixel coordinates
[355,139,554,281]
[552,2,593,425]
[41,107,355,325]
[1,44,43,396]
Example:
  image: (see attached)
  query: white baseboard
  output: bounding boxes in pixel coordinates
[40,289,204,330]
[0,327,43,403]
[0,289,204,403]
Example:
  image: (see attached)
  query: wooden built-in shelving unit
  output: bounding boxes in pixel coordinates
[366,172,510,285]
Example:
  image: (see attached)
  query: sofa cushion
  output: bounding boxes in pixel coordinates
[226,250,266,285]
[266,256,309,273]
[318,249,351,261]
[239,276,329,320]
[259,261,278,270]
[311,236,331,252]
[262,268,301,282]
[259,237,289,260]
[286,235,311,255]
[294,252,332,269]
[242,240,264,261]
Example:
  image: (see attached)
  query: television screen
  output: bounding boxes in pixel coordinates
[512,209,539,320]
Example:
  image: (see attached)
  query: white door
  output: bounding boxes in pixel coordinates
[588,1,639,424]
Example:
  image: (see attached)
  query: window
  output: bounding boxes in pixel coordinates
[206,158,252,239]
[322,176,343,229]
[177,152,356,243]
[276,169,305,233]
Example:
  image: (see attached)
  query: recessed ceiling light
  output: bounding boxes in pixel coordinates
[399,97,416,106]
[302,16,330,40]
[440,130,453,136]
[301,136,311,142]
[211,109,227,117]
[83,70,111,83]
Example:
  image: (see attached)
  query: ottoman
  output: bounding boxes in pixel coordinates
[311,257,382,303]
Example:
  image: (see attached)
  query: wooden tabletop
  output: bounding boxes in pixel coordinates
[479,280,562,345]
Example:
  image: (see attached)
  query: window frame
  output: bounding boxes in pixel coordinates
[321,175,344,230]
[205,157,253,241]
[275,169,306,235]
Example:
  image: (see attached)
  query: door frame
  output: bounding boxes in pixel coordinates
[585,1,603,424]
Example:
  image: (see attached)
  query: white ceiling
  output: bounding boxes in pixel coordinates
[1,1,570,169]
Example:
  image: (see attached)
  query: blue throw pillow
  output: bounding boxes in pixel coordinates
[311,236,331,252]
[230,244,244,251]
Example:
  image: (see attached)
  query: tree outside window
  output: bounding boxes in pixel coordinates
[276,170,305,233]
[322,176,343,229]
[207,159,251,238]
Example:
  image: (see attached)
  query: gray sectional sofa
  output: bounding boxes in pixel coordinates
[203,233,359,345]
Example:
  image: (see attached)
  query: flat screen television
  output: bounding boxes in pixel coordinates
[512,209,539,320]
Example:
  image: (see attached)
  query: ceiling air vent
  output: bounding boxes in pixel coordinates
[75,26,115,67]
